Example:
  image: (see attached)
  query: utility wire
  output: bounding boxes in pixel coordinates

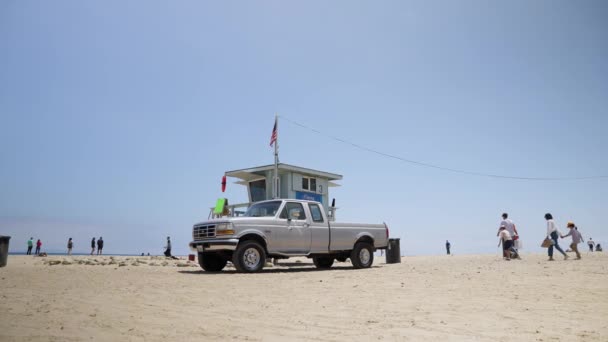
[279,115,608,181]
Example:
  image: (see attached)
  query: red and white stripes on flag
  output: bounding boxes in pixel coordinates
[269,118,278,146]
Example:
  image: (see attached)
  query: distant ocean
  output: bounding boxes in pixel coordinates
[8,252,166,257]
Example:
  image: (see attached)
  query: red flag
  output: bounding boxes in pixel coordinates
[269,118,277,146]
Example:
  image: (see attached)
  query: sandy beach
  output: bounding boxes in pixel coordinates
[1,252,606,341]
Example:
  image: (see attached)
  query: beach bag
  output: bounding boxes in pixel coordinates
[515,239,522,250]
[541,238,554,248]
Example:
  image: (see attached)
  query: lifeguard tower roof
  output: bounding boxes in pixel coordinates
[225,163,342,208]
[226,163,342,185]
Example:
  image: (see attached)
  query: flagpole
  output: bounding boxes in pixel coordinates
[273,114,280,199]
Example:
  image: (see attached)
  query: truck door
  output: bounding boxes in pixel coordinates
[307,202,329,253]
[273,202,311,254]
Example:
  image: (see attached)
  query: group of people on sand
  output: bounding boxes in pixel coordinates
[586,238,602,252]
[543,213,588,261]
[89,237,104,255]
[496,213,521,261]
[64,237,105,255]
[496,212,599,261]
[24,235,179,256]
[26,237,42,255]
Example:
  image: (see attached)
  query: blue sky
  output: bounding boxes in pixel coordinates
[1,1,607,256]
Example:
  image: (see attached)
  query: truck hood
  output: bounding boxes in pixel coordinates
[193,216,273,226]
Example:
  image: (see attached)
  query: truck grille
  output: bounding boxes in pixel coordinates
[193,224,216,240]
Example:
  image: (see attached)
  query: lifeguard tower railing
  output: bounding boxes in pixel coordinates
[209,201,337,221]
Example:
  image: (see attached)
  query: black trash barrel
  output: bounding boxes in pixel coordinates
[0,236,11,267]
[385,238,401,264]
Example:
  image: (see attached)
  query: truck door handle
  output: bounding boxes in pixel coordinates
[303,223,310,228]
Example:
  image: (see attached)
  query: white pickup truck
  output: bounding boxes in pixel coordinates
[189,199,389,272]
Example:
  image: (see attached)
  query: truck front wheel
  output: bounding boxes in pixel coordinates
[232,241,266,273]
[199,253,228,272]
[350,242,374,269]
[313,257,334,269]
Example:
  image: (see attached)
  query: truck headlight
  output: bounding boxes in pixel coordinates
[216,222,235,236]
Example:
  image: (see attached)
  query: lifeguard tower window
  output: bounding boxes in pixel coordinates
[309,203,324,223]
[244,201,281,217]
[249,179,266,202]
[302,177,317,192]
[279,202,307,220]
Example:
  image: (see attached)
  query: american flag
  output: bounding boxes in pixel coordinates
[269,118,277,146]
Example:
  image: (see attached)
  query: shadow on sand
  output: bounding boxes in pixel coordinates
[178,264,381,275]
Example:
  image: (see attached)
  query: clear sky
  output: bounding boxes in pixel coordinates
[1,1,607,256]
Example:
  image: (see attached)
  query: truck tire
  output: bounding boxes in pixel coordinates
[199,253,227,272]
[313,257,334,269]
[232,241,266,273]
[350,242,374,269]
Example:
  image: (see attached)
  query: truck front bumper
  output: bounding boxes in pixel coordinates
[189,238,239,252]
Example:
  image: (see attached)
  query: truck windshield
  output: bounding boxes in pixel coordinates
[244,201,282,217]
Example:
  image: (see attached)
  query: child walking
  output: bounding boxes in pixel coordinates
[498,226,514,261]
[561,222,582,259]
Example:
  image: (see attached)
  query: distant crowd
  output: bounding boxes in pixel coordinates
[23,236,178,257]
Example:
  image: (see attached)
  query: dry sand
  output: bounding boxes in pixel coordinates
[1,252,607,341]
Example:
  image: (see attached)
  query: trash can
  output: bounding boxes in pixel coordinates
[385,238,401,264]
[0,236,11,267]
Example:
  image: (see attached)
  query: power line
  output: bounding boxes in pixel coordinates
[279,115,608,181]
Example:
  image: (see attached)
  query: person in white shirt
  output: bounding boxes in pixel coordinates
[497,226,513,260]
[545,213,568,261]
[497,213,518,238]
[497,213,521,259]
[587,238,595,252]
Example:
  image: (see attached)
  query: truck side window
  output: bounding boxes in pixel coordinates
[279,202,307,220]
[309,203,324,223]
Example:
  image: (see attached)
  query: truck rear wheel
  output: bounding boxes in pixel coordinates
[351,242,374,269]
[313,257,334,269]
[199,253,228,272]
[232,241,266,273]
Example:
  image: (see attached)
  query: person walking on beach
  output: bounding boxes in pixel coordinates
[67,238,73,255]
[90,237,96,255]
[445,240,451,255]
[26,237,33,255]
[35,239,42,255]
[561,222,582,259]
[164,236,172,257]
[498,226,514,260]
[587,238,595,252]
[97,237,104,255]
[545,213,568,261]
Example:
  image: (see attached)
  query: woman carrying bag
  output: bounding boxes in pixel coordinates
[544,213,568,261]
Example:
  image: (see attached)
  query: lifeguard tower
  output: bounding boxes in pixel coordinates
[211,163,342,220]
